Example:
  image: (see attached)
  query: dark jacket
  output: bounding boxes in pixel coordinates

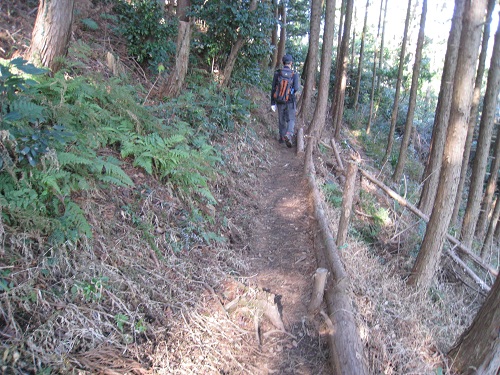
[271,66,301,106]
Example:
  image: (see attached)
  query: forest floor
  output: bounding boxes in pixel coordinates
[226,123,331,374]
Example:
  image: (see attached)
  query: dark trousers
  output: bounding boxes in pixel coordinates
[278,101,296,138]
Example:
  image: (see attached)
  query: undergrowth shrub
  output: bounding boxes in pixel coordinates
[112,0,177,70]
[160,79,254,136]
[322,179,343,208]
[0,57,225,247]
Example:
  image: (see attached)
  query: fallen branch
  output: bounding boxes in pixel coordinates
[446,248,490,294]
[358,168,498,281]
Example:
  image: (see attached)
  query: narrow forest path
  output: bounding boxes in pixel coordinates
[236,138,331,374]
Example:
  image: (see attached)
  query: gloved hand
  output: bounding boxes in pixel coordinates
[271,105,277,112]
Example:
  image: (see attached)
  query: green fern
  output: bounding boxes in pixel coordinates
[91,156,134,187]
[3,98,46,123]
[57,152,94,168]
[81,18,99,31]
[50,201,92,244]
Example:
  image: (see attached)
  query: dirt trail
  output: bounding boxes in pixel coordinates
[240,140,330,374]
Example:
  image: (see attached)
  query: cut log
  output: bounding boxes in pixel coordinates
[330,138,345,171]
[308,268,329,315]
[297,127,305,154]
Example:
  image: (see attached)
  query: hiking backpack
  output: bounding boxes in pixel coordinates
[273,69,294,104]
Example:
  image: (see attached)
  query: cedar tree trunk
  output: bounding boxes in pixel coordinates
[448,273,500,374]
[276,3,287,70]
[477,129,500,239]
[407,0,488,291]
[332,0,353,139]
[159,0,191,98]
[418,0,465,215]
[306,0,336,153]
[451,0,496,226]
[352,0,369,110]
[459,4,499,246]
[28,0,75,72]
[392,0,427,182]
[221,0,258,88]
[270,0,279,69]
[383,0,411,164]
[298,0,323,120]
[366,0,384,134]
[376,0,388,93]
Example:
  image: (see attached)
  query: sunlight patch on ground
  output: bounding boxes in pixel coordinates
[275,195,305,220]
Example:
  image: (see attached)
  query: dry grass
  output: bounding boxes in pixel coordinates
[314,133,487,374]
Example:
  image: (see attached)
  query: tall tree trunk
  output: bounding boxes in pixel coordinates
[298,0,323,120]
[350,6,356,70]
[477,128,500,239]
[376,0,388,94]
[336,0,345,56]
[460,14,500,248]
[306,0,336,152]
[329,0,345,123]
[270,0,279,69]
[28,0,75,73]
[418,0,465,216]
[366,0,384,134]
[392,0,427,182]
[383,0,411,164]
[448,273,500,374]
[221,0,258,87]
[276,3,287,70]
[332,0,354,139]
[301,49,310,86]
[352,0,369,110]
[407,0,488,292]
[481,195,500,259]
[159,0,191,99]
[451,0,496,226]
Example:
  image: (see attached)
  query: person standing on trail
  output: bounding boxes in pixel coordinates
[271,54,301,148]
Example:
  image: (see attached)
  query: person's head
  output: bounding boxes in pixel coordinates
[282,54,293,66]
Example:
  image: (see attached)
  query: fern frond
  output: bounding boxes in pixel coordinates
[134,154,154,175]
[57,152,94,167]
[56,201,93,241]
[92,157,134,187]
[41,173,63,196]
[164,134,186,147]
[4,98,46,123]
[196,187,216,204]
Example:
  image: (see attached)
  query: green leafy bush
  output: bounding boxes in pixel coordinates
[191,0,275,86]
[112,0,176,69]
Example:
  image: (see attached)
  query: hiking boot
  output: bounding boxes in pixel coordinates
[284,133,292,148]
[278,136,284,144]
